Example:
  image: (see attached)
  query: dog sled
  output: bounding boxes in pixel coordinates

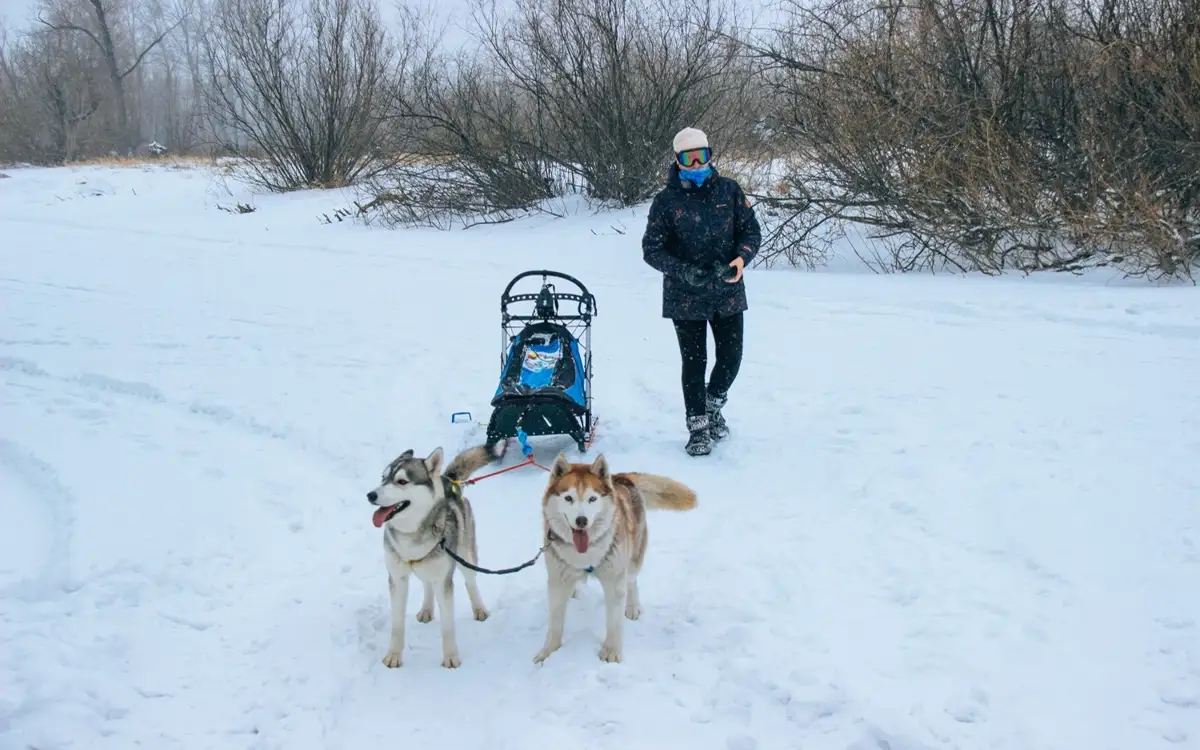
[482,270,598,454]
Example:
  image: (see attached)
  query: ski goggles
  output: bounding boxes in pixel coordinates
[676,147,711,168]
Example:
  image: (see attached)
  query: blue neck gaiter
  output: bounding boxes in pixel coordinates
[680,165,713,187]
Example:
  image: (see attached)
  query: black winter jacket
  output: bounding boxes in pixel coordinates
[641,164,762,320]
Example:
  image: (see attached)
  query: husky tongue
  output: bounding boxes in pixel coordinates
[372,505,397,528]
[571,528,589,553]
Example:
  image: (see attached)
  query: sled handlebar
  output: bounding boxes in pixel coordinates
[500,270,597,320]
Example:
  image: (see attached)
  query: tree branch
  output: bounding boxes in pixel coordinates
[36,15,103,51]
[120,16,186,80]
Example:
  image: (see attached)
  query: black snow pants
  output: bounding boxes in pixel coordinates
[671,311,744,419]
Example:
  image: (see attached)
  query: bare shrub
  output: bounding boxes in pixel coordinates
[468,0,754,207]
[200,0,399,190]
[355,5,559,229]
[1060,0,1200,279]
[739,0,1199,281]
[359,0,759,228]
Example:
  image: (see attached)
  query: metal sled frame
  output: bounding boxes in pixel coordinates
[485,270,597,453]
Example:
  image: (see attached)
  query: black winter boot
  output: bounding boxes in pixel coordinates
[685,414,713,456]
[706,390,729,441]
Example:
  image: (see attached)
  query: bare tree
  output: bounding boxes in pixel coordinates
[0,25,31,163]
[163,0,213,152]
[0,23,12,86]
[0,23,107,163]
[35,0,183,153]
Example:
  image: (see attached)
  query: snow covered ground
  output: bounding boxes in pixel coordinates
[2,161,1199,750]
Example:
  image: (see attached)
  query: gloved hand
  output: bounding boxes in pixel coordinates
[681,264,713,287]
[681,261,739,287]
[710,260,739,282]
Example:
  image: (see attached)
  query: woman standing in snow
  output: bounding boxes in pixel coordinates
[641,126,762,456]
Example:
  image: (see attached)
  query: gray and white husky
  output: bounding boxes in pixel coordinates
[366,440,506,669]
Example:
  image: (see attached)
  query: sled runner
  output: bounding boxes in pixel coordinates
[485,270,597,453]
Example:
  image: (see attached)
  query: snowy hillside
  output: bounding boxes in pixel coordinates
[2,161,1199,750]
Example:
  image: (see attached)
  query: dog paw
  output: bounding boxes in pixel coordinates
[473,606,489,621]
[415,608,433,623]
[382,650,404,668]
[533,645,559,664]
[625,603,642,620]
[598,643,622,663]
[441,652,462,669]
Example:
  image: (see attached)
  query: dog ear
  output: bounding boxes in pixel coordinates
[385,449,415,480]
[550,451,571,478]
[425,446,444,475]
[588,453,610,480]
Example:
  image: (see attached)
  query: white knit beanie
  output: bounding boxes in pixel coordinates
[672,127,709,153]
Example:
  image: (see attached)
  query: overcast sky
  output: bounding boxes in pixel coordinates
[1,0,789,40]
[1,0,33,26]
[0,0,489,37]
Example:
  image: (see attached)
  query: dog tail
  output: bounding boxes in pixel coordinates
[444,439,507,484]
[621,472,697,511]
